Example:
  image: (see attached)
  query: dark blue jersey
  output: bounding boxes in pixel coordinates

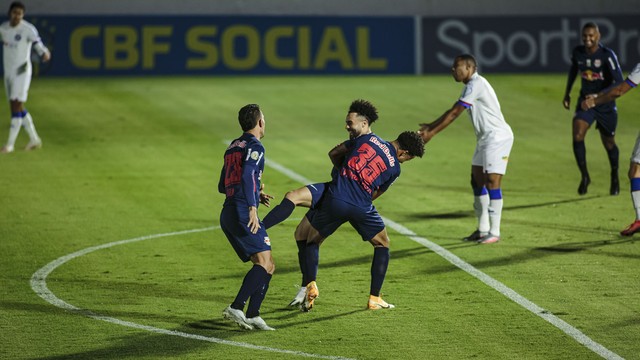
[218,133,264,208]
[566,44,623,107]
[328,133,400,206]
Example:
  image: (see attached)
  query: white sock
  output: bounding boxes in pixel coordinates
[632,190,640,220]
[489,198,503,236]
[5,117,22,149]
[22,112,40,144]
[475,194,490,234]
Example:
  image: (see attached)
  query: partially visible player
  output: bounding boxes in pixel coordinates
[260,99,378,306]
[219,104,276,331]
[581,63,640,236]
[419,54,514,245]
[562,22,623,195]
[0,1,50,154]
[300,131,425,312]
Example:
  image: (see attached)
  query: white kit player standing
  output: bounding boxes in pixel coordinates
[0,1,50,154]
[419,53,514,244]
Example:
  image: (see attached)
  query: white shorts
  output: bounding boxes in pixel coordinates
[631,132,640,164]
[472,136,514,175]
[4,71,32,102]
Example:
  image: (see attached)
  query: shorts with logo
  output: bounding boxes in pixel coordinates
[574,101,617,136]
[472,135,514,175]
[310,196,385,241]
[220,204,271,262]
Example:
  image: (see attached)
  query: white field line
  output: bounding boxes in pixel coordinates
[264,158,624,360]
[30,226,354,360]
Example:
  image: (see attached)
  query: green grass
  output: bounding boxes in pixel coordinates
[1,75,639,360]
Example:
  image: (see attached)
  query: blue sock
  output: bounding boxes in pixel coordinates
[262,198,295,229]
[370,247,389,297]
[303,242,319,285]
[231,265,268,310]
[631,178,640,192]
[296,240,307,286]
[488,188,502,200]
[246,271,272,318]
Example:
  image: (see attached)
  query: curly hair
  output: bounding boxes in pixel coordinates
[238,104,262,132]
[397,131,425,158]
[349,99,379,124]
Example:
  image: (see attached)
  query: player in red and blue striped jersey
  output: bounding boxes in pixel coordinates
[563,22,624,195]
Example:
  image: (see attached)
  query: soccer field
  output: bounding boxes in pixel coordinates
[1,75,639,360]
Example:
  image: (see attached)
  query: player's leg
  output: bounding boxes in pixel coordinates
[262,185,314,229]
[301,224,325,311]
[366,228,394,310]
[1,79,22,153]
[243,250,276,330]
[289,214,313,306]
[573,116,592,194]
[465,163,490,241]
[14,73,41,150]
[621,135,640,236]
[596,114,619,195]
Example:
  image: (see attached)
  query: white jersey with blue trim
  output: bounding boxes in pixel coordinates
[458,72,513,144]
[626,63,640,87]
[0,19,45,76]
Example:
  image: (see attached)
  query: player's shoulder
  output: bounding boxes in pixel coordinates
[0,20,10,29]
[598,44,619,57]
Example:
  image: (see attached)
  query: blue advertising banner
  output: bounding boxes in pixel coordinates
[20,15,415,76]
[422,15,639,73]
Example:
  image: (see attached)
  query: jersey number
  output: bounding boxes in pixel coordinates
[223,152,243,187]
[347,143,387,189]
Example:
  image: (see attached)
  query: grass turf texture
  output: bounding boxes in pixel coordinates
[1,75,638,360]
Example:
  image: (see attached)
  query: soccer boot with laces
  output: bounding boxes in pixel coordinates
[463,229,486,242]
[222,306,253,330]
[288,286,306,307]
[477,233,500,244]
[246,316,275,331]
[620,220,640,236]
[578,176,591,195]
[301,281,319,312]
[367,295,395,310]
[610,172,620,195]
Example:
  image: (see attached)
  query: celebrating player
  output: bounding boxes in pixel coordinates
[218,104,276,331]
[0,1,50,154]
[581,63,640,236]
[300,131,425,312]
[419,54,514,245]
[562,22,623,195]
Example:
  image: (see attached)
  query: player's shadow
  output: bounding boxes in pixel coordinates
[407,195,601,220]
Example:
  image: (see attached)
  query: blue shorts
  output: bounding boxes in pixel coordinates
[310,196,385,241]
[220,205,271,262]
[574,102,617,136]
[306,182,329,209]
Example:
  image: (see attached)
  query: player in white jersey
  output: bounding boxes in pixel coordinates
[0,1,50,154]
[582,63,640,236]
[419,54,514,244]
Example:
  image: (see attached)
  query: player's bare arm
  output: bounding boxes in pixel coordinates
[247,206,260,234]
[329,142,350,167]
[419,103,465,142]
[259,183,273,207]
[581,82,633,110]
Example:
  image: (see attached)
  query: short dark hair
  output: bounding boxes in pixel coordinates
[238,104,262,132]
[349,99,378,124]
[397,131,425,158]
[582,22,599,32]
[9,1,25,15]
[455,54,477,68]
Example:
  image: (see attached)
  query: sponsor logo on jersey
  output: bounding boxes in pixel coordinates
[14,33,21,41]
[250,151,260,160]
[594,59,601,68]
[264,237,271,246]
[581,70,603,81]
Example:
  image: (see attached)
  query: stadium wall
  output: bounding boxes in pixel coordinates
[13,0,640,76]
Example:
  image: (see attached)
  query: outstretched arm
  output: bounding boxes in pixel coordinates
[418,102,466,143]
[582,81,633,110]
[563,58,578,109]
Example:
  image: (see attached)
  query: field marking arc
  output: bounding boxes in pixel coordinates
[267,158,623,360]
[30,226,354,360]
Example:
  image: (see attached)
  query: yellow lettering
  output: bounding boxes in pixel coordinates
[264,26,294,69]
[105,26,139,69]
[356,27,387,70]
[297,27,310,70]
[69,26,101,69]
[222,25,260,70]
[314,27,353,69]
[142,26,172,69]
[185,26,219,69]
